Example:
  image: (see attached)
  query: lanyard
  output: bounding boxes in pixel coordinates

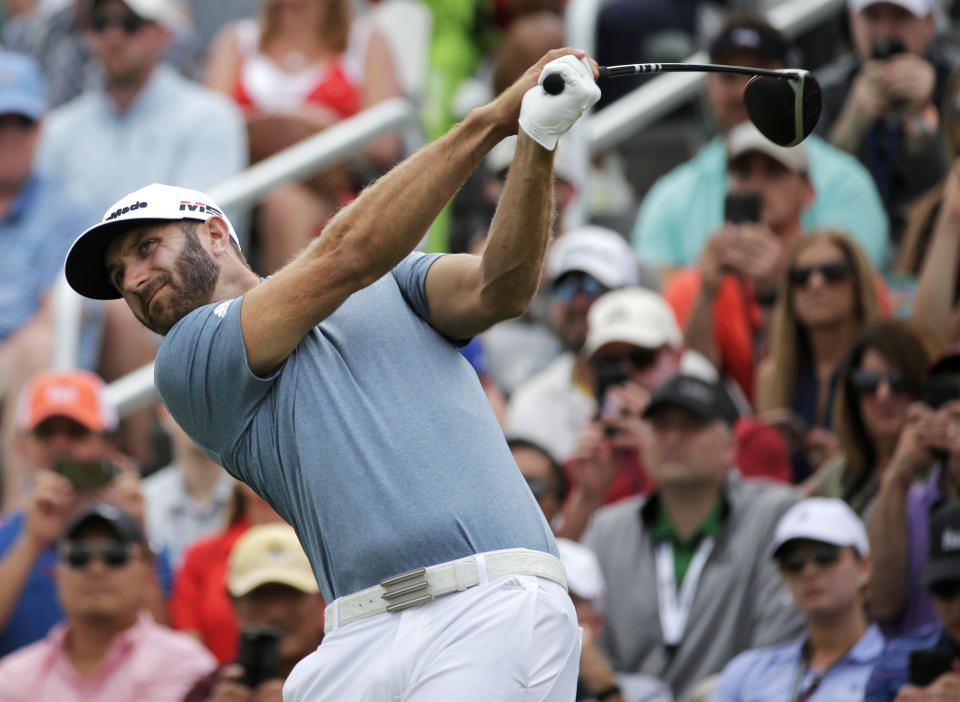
[788,661,822,702]
[655,536,714,646]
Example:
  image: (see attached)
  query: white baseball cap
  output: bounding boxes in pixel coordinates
[770,497,870,558]
[556,538,605,611]
[727,121,810,174]
[545,226,639,289]
[64,183,240,300]
[848,0,934,16]
[583,287,682,357]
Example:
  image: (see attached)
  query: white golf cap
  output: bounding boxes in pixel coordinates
[727,121,810,174]
[545,226,639,289]
[583,287,682,357]
[556,538,605,611]
[64,183,240,300]
[848,0,934,16]
[770,497,870,558]
[94,0,188,30]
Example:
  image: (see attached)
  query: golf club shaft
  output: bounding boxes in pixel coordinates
[597,63,802,80]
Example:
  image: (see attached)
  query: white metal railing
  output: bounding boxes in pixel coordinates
[51,97,417,414]
[91,0,844,417]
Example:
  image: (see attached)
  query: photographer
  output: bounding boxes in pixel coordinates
[665,122,814,402]
[817,0,959,241]
[184,523,325,702]
[865,499,960,701]
[0,369,164,657]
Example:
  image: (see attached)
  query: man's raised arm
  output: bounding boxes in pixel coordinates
[241,48,598,376]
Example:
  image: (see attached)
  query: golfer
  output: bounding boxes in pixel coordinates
[63,49,600,701]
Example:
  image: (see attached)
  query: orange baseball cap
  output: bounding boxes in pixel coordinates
[17,369,118,433]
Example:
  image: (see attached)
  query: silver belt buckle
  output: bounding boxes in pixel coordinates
[380,567,435,613]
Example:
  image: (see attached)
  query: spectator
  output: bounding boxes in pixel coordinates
[508,436,568,530]
[3,0,202,109]
[141,405,233,567]
[583,373,803,701]
[808,320,938,520]
[895,65,960,283]
[868,347,960,637]
[665,121,816,400]
[710,498,883,702]
[170,481,285,663]
[817,0,959,243]
[0,502,215,701]
[36,0,246,218]
[0,369,166,658]
[557,538,673,702]
[0,51,101,507]
[633,14,888,274]
[204,0,403,274]
[507,227,644,462]
[183,523,324,702]
[865,499,960,701]
[909,160,960,347]
[756,230,883,482]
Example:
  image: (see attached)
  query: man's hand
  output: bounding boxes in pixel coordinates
[207,664,283,702]
[580,626,621,701]
[882,53,936,114]
[517,53,601,150]
[699,229,732,298]
[888,403,935,489]
[849,60,892,125]
[719,223,784,298]
[569,421,622,508]
[23,470,78,553]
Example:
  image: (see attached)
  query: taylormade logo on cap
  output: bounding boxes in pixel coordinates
[105,201,148,221]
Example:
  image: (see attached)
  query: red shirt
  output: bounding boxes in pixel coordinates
[169,519,250,663]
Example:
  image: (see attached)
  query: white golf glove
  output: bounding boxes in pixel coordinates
[518,55,601,151]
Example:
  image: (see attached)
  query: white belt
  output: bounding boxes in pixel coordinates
[324,548,567,633]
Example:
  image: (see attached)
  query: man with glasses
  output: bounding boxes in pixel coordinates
[0,369,158,657]
[583,372,802,700]
[665,122,817,402]
[0,502,215,701]
[869,348,960,639]
[710,498,882,702]
[865,499,960,700]
[507,226,647,462]
[36,0,245,218]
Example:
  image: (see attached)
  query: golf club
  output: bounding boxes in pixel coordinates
[542,63,821,147]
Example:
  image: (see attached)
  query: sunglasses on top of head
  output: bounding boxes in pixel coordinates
[59,541,134,569]
[552,272,610,302]
[90,12,146,35]
[850,368,909,396]
[787,260,853,287]
[776,542,841,574]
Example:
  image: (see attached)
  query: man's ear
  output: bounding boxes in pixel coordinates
[205,217,234,255]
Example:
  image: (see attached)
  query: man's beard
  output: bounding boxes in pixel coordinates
[134,227,220,335]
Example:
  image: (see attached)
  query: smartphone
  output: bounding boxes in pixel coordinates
[873,36,906,60]
[724,191,762,225]
[52,458,117,491]
[921,377,960,409]
[237,627,281,688]
[909,649,955,686]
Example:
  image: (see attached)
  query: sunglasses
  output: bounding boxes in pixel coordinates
[0,114,36,131]
[788,261,853,287]
[552,272,609,302]
[930,579,960,601]
[593,347,661,373]
[59,541,134,569]
[90,12,146,34]
[850,368,908,396]
[776,543,841,574]
[525,476,553,500]
[32,420,93,441]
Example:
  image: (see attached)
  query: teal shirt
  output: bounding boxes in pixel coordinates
[632,135,889,270]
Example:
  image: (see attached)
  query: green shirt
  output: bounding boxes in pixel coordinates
[650,499,726,588]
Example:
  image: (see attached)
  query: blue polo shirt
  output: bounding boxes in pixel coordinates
[710,624,884,702]
[864,623,960,702]
[0,173,100,364]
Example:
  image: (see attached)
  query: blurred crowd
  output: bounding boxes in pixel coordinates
[5,0,960,701]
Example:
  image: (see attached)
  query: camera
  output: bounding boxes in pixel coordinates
[873,37,906,60]
[909,649,955,686]
[724,191,762,225]
[52,458,117,491]
[236,627,281,688]
[921,377,960,410]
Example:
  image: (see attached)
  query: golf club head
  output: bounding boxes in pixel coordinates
[744,71,821,147]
